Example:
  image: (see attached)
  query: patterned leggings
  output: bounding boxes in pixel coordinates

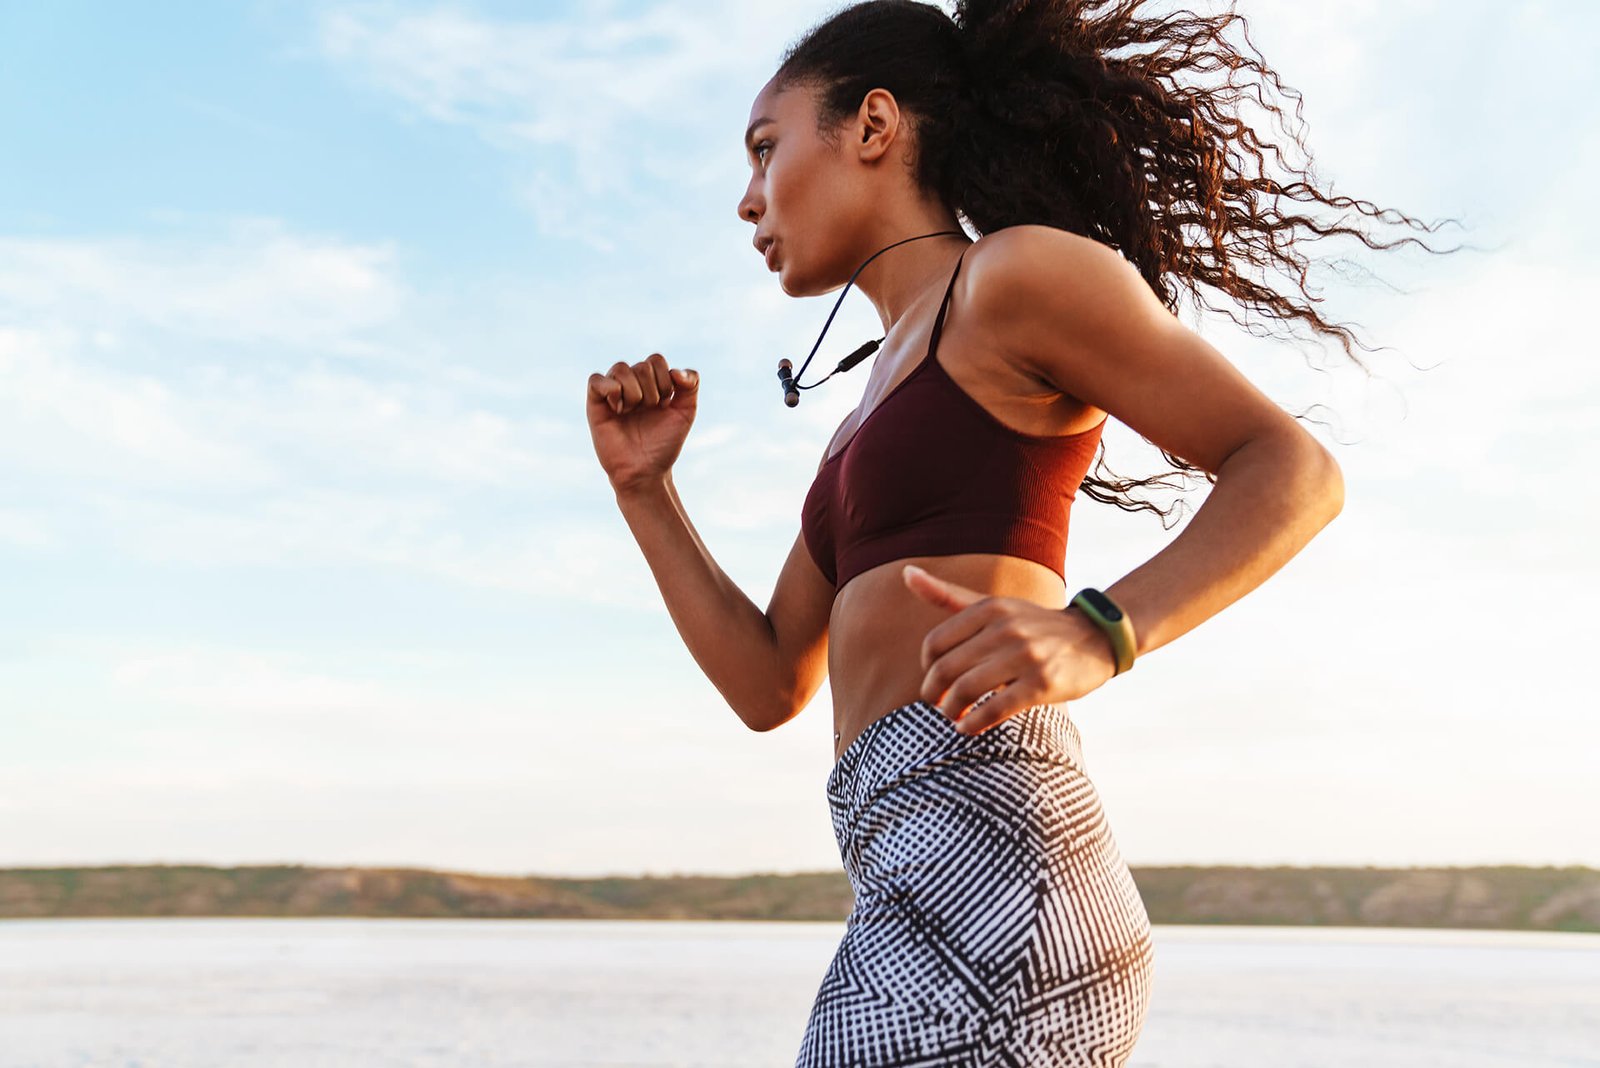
[794,699,1154,1067]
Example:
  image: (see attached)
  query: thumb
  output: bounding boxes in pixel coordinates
[902,563,985,613]
[669,367,699,410]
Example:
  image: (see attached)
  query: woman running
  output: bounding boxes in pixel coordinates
[586,1,1448,1063]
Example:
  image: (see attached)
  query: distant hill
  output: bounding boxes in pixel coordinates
[1,864,1596,932]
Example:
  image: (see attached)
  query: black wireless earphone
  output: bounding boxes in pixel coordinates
[776,230,967,407]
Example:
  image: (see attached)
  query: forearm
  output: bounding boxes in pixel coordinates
[613,474,783,729]
[1102,433,1345,658]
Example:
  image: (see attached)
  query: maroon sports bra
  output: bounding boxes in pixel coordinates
[801,248,1106,591]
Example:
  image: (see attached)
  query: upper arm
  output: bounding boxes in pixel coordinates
[758,450,836,730]
[969,225,1336,477]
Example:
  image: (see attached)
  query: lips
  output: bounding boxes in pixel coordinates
[764,243,777,269]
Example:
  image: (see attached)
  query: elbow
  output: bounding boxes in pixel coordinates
[756,702,804,733]
[751,688,810,732]
[733,700,772,733]
[1313,448,1345,524]
[1324,451,1345,516]
[740,698,795,733]
[1238,432,1344,523]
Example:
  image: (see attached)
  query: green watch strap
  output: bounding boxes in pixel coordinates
[1068,588,1137,676]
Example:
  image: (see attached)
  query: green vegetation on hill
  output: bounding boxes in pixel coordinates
[1,864,1596,932]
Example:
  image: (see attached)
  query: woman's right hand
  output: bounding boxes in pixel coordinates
[586,353,699,493]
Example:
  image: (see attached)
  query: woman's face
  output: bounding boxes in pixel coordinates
[736,77,866,297]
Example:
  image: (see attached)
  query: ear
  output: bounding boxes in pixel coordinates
[854,87,903,164]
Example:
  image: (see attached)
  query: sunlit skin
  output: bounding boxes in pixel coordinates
[589,74,1344,764]
[737,76,1129,758]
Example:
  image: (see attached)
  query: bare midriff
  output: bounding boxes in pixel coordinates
[813,248,1103,764]
[827,552,1069,763]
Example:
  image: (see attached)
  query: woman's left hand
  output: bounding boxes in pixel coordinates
[902,563,1118,735]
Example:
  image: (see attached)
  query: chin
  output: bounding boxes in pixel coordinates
[777,264,827,299]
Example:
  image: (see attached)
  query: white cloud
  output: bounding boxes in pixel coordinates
[0,314,599,559]
[312,1,807,153]
[0,326,275,487]
[0,508,52,550]
[250,363,580,488]
[0,218,404,351]
[0,219,647,607]
[90,486,664,612]
[111,648,413,722]
[311,0,824,249]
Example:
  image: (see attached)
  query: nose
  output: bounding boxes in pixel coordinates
[736,178,762,225]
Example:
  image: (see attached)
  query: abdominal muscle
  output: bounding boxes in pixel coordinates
[827,551,1070,763]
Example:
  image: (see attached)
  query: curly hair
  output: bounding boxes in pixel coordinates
[773,0,1462,522]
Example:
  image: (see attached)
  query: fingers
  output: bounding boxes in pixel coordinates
[935,657,1023,729]
[647,354,674,404]
[611,359,645,410]
[920,626,1024,715]
[949,684,1036,736]
[919,595,1004,671]
[669,365,699,401]
[903,564,987,613]
[587,372,622,413]
[934,647,1045,734]
[588,354,695,416]
[636,353,666,407]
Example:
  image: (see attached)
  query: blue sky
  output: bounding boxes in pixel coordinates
[2,0,1594,877]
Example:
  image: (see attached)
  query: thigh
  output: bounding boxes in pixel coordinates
[793,904,987,1068]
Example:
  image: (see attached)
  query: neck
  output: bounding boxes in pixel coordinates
[850,217,972,333]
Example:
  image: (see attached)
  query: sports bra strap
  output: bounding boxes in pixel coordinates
[925,249,968,362]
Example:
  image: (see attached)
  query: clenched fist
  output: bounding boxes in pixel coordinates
[586,353,699,494]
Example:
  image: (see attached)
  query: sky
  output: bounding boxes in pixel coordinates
[1,0,1595,878]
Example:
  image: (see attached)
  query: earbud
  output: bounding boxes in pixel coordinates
[776,230,965,407]
[777,359,798,407]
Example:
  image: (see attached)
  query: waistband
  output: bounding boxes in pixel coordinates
[824,699,1085,824]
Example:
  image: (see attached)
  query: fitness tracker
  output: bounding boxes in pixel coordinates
[1068,588,1137,676]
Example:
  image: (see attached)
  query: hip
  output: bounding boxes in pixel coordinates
[814,698,1154,1051]
[825,700,1142,919]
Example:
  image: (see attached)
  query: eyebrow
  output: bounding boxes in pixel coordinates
[744,117,775,153]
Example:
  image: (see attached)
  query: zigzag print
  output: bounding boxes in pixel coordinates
[794,700,1154,1067]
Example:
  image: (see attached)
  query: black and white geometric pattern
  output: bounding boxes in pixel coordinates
[794,700,1155,1067]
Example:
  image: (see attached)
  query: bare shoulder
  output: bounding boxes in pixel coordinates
[963,223,1333,477]
[961,225,1158,398]
[965,224,1159,338]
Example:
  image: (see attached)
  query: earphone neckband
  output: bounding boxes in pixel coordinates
[776,230,967,407]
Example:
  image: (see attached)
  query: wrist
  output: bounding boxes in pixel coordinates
[612,472,673,505]
[1065,587,1137,677]
[1063,606,1120,687]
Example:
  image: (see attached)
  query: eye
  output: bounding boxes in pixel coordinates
[754,140,772,165]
